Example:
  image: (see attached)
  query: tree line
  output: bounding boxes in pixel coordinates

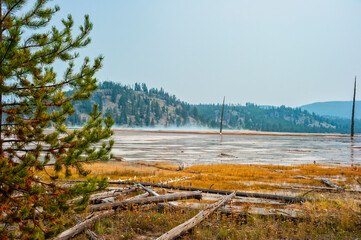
[68,81,359,133]
[196,103,361,133]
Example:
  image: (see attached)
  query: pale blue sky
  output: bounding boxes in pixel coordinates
[52,0,361,107]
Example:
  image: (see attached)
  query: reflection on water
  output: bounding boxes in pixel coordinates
[110,131,361,166]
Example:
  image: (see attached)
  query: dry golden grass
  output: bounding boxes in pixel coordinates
[71,192,361,240]
[41,162,361,192]
[48,161,361,239]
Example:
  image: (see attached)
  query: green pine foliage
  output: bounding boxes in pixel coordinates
[0,1,114,238]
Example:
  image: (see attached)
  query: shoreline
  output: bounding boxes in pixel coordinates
[112,128,350,138]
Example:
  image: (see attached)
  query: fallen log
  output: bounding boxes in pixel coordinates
[143,203,301,224]
[137,184,177,207]
[68,190,124,205]
[89,191,202,212]
[54,210,114,240]
[122,182,307,203]
[126,192,150,201]
[162,176,193,185]
[58,180,308,203]
[279,185,361,193]
[106,187,132,191]
[74,216,103,240]
[56,191,153,240]
[134,162,179,172]
[293,175,312,180]
[156,191,236,240]
[137,184,159,196]
[188,205,300,221]
[321,179,345,191]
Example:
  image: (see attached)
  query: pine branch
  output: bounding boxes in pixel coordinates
[0,0,23,27]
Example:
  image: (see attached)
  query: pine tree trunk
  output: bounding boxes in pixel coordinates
[0,0,3,156]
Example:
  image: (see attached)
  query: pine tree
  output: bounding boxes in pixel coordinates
[0,1,114,238]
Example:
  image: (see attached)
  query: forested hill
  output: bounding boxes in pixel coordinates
[68,81,210,127]
[67,81,359,133]
[196,104,359,133]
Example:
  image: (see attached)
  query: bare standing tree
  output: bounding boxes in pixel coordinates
[351,76,356,137]
[220,96,225,134]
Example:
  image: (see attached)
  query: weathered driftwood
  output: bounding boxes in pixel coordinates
[137,184,177,207]
[126,192,150,201]
[179,205,300,221]
[89,191,202,211]
[68,187,139,205]
[68,191,123,205]
[89,187,137,200]
[280,185,340,192]
[162,176,193,185]
[58,180,308,203]
[106,186,138,191]
[57,183,77,188]
[54,210,114,240]
[137,184,158,196]
[56,191,154,240]
[321,179,345,191]
[280,185,361,193]
[292,175,312,180]
[74,216,103,240]
[156,191,236,240]
[98,197,115,204]
[118,182,307,203]
[134,162,179,172]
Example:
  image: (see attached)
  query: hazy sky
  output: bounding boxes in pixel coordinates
[53,0,361,107]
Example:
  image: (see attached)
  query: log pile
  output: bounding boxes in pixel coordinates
[55,191,202,240]
[59,179,308,203]
[55,179,307,239]
[89,191,202,211]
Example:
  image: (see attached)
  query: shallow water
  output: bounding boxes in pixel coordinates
[110,131,361,166]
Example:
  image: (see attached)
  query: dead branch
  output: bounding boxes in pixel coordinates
[321,179,345,191]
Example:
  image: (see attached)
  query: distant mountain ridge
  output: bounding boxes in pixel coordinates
[300,101,361,120]
[66,81,360,134]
